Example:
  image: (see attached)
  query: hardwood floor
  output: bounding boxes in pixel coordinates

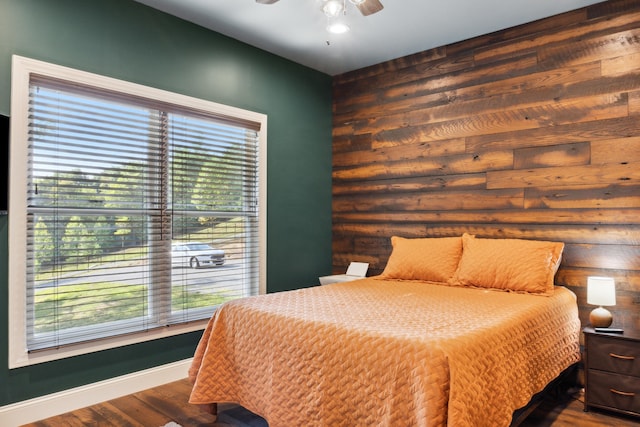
[21,379,639,427]
[518,386,639,427]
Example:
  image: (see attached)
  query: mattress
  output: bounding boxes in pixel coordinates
[189,278,581,426]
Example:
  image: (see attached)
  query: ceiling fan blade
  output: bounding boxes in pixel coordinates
[255,0,279,4]
[355,0,383,16]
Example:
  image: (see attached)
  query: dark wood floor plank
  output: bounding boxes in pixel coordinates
[22,378,640,427]
[48,412,87,427]
[60,406,115,427]
[21,411,87,427]
[132,382,217,426]
[520,387,639,427]
[101,393,171,426]
[86,400,151,427]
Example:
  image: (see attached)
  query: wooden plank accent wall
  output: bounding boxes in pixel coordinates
[331,0,640,332]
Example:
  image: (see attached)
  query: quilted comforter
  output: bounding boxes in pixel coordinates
[189,278,581,426]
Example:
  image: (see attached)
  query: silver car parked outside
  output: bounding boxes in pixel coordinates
[171,242,225,268]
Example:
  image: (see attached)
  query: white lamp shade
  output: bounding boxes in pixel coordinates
[587,276,616,306]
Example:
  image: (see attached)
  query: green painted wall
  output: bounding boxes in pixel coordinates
[0,0,333,405]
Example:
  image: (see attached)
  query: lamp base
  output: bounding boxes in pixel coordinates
[590,306,613,328]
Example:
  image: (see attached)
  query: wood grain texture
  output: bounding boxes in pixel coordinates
[22,378,640,427]
[331,0,640,330]
[20,379,220,427]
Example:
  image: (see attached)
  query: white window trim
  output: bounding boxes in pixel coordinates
[8,55,267,368]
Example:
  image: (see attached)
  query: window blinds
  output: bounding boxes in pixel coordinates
[25,77,260,351]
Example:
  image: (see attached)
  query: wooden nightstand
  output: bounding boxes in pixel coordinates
[583,326,640,418]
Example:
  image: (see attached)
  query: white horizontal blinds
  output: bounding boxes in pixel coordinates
[168,113,260,321]
[26,76,260,351]
[26,80,165,351]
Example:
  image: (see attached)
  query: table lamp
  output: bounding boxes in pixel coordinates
[587,276,616,328]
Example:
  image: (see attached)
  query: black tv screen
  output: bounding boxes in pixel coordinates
[1,114,8,211]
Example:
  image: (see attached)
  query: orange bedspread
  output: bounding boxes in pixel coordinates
[189,278,580,426]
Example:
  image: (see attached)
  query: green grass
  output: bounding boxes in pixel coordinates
[34,282,232,333]
[35,218,244,281]
[32,219,245,332]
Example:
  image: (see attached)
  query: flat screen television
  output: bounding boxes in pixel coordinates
[1,114,8,212]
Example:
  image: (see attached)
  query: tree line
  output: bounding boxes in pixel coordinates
[31,149,250,273]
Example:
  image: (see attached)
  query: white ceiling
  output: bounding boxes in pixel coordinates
[135,0,604,76]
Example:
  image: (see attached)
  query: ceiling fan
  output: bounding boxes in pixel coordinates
[255,0,384,17]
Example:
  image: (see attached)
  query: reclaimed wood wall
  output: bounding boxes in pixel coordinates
[331,0,640,330]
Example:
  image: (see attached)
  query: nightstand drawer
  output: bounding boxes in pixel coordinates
[587,370,640,414]
[587,336,640,376]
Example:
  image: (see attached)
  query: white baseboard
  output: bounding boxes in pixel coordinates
[0,358,193,427]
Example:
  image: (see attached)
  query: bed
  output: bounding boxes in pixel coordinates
[189,234,581,426]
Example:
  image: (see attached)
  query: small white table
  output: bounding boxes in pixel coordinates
[319,262,369,285]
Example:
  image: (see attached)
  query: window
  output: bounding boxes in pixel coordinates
[9,56,266,368]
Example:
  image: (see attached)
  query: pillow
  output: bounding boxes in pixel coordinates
[379,236,463,282]
[452,233,564,295]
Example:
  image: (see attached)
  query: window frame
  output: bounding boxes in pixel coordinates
[8,55,267,368]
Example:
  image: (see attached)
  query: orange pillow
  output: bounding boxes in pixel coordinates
[380,236,463,282]
[452,233,564,295]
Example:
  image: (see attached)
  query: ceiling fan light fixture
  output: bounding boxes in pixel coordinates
[323,0,344,18]
[327,21,350,34]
